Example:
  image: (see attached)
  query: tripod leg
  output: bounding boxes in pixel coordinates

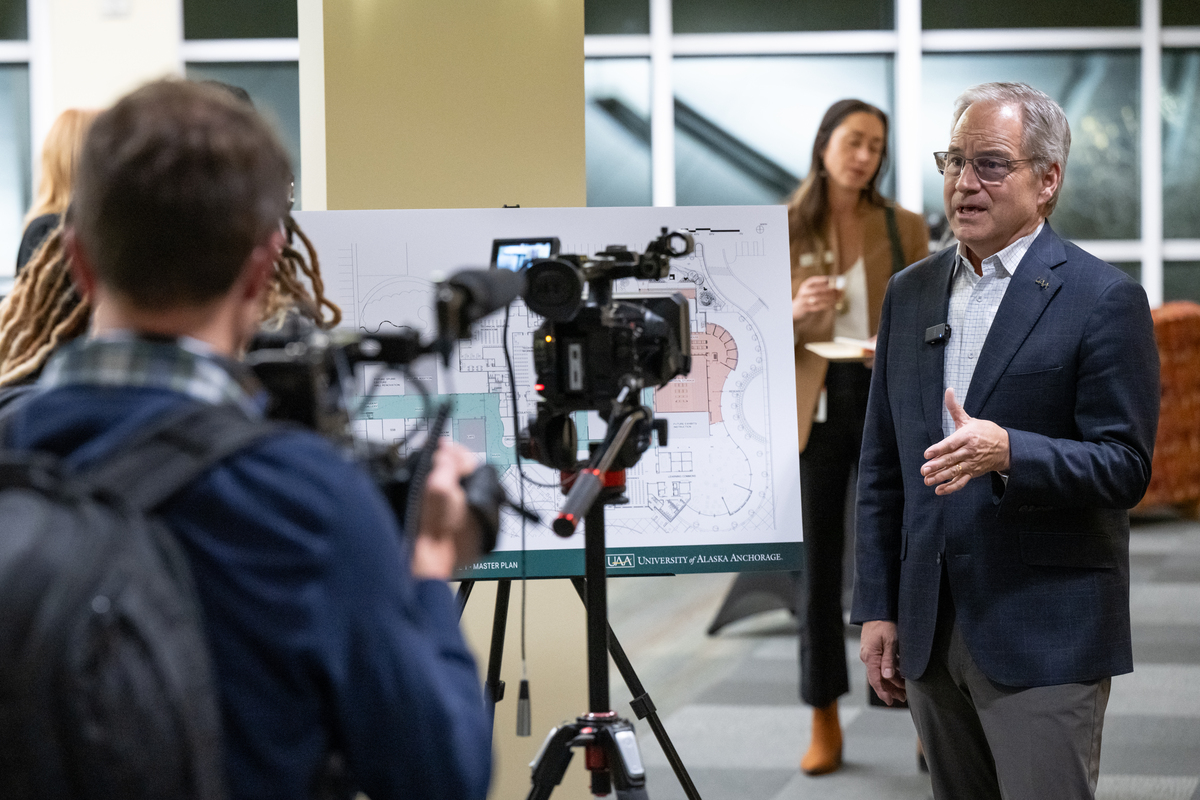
[456,579,475,619]
[616,787,650,800]
[485,580,512,713]
[526,724,580,800]
[572,577,703,800]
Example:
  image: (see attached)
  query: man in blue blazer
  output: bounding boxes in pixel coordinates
[851,82,1159,799]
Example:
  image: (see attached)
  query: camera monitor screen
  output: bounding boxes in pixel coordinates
[491,237,560,271]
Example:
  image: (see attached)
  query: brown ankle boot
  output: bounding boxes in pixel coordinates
[801,702,843,775]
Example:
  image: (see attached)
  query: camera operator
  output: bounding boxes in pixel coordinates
[3,79,491,800]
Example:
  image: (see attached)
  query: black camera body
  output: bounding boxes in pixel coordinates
[245,319,504,555]
[531,295,690,417]
[248,322,424,439]
[518,229,695,474]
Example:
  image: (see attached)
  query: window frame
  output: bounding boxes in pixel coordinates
[5,1,1199,301]
[585,0,1200,306]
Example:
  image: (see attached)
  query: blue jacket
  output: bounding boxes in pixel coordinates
[851,225,1159,687]
[8,386,492,800]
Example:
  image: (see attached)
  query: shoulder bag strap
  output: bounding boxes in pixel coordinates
[884,204,906,275]
[78,402,288,511]
[0,384,39,446]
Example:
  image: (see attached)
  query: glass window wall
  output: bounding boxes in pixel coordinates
[0,0,26,40]
[183,0,297,40]
[1164,50,1200,239]
[1165,262,1200,303]
[585,58,652,207]
[0,64,31,280]
[923,0,1138,29]
[586,0,649,35]
[673,0,893,33]
[672,55,894,207]
[185,63,302,209]
[923,51,1140,240]
[1163,0,1200,27]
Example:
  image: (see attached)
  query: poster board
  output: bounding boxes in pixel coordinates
[292,206,802,578]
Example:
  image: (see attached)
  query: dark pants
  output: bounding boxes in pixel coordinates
[907,573,1109,800]
[796,361,871,708]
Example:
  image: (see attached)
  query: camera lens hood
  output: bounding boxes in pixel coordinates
[524,258,584,322]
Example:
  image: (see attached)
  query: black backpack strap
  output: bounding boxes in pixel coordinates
[0,383,39,446]
[884,204,906,275]
[77,402,287,511]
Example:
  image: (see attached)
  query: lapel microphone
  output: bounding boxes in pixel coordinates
[925,323,952,345]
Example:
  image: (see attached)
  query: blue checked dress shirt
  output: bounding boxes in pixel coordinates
[942,222,1044,438]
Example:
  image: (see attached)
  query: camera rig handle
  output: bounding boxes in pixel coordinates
[553,407,648,537]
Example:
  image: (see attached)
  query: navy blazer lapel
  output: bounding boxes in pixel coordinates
[964,226,1067,417]
[917,248,957,445]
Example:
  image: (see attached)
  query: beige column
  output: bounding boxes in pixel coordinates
[301,2,591,798]
[311,0,584,210]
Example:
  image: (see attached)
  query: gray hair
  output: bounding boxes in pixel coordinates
[952,82,1071,214]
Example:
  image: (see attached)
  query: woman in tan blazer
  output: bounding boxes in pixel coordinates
[790,99,928,775]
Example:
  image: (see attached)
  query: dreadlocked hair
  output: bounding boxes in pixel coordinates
[0,214,343,388]
[0,223,88,387]
[263,214,342,330]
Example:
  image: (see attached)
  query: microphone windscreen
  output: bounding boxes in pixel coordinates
[448,269,526,321]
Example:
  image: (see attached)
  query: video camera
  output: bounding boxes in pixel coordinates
[243,226,695,548]
[502,229,696,534]
[244,266,529,556]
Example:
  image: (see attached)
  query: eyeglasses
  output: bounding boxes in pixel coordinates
[933,152,1031,184]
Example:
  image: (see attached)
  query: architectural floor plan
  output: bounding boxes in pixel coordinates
[293,206,801,576]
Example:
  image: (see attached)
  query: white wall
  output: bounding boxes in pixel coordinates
[296,0,325,211]
[33,0,183,184]
[0,0,184,284]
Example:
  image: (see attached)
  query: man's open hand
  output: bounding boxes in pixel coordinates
[921,388,1010,496]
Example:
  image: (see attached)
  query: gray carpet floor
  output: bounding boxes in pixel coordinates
[605,514,1200,800]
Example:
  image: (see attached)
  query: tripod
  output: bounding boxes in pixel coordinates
[457,421,702,798]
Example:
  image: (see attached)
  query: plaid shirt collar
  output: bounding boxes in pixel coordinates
[955,220,1045,283]
[39,332,266,418]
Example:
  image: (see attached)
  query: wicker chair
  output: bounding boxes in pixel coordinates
[1134,300,1200,517]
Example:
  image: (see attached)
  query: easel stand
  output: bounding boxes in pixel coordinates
[455,578,512,727]
[457,500,702,799]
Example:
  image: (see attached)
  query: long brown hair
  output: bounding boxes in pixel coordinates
[787,99,890,263]
[25,109,99,225]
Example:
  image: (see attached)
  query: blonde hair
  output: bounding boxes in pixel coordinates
[0,214,342,387]
[25,109,99,225]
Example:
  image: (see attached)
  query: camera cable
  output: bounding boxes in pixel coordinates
[504,305,533,735]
